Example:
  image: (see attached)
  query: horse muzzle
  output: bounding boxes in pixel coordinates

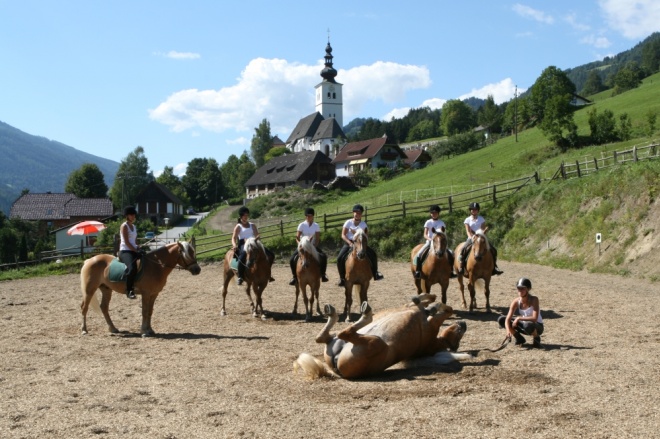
[188,264,201,275]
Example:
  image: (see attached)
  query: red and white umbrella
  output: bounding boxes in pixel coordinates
[67,221,107,236]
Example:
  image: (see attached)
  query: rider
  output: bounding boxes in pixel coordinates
[289,207,329,285]
[458,202,503,276]
[414,204,456,279]
[231,206,275,286]
[118,205,140,299]
[498,277,543,348]
[336,204,384,287]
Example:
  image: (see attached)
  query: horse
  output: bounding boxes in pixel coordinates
[343,228,372,322]
[221,237,271,318]
[293,294,470,379]
[293,235,322,322]
[454,229,494,313]
[80,240,201,336]
[409,228,452,303]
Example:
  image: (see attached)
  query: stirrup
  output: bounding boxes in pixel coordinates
[236,277,244,286]
[126,290,136,299]
[414,271,421,279]
[288,278,297,286]
[493,267,504,276]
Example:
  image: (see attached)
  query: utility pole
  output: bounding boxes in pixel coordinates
[514,85,518,143]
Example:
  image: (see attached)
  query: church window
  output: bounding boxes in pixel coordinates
[332,93,336,99]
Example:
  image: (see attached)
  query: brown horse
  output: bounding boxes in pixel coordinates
[221,237,271,318]
[454,229,494,313]
[343,228,372,322]
[409,229,452,303]
[80,240,201,336]
[293,294,469,379]
[293,236,322,322]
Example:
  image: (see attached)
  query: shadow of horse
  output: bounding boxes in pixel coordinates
[264,310,326,323]
[108,332,270,341]
[355,357,501,382]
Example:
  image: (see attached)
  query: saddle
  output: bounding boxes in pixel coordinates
[413,246,431,267]
[109,257,144,283]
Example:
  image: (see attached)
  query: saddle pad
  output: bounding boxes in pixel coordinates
[230,258,239,271]
[109,258,128,282]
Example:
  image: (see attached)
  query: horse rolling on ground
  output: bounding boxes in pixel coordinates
[80,240,201,336]
[293,235,322,322]
[221,237,271,318]
[454,229,494,313]
[342,228,372,322]
[409,228,452,303]
[294,294,470,379]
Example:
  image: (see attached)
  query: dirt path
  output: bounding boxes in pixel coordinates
[1,261,658,438]
[206,205,238,233]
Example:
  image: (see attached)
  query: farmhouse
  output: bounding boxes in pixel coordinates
[134,181,185,226]
[332,134,408,177]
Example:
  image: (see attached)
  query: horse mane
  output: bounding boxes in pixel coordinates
[473,229,490,251]
[298,236,319,262]
[353,228,365,240]
[245,237,266,257]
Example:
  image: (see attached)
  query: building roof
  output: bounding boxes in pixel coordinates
[332,135,404,164]
[245,150,333,186]
[9,192,113,221]
[402,148,432,165]
[285,112,325,144]
[135,181,183,205]
[272,135,285,147]
[312,118,347,142]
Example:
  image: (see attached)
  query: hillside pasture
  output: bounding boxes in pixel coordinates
[1,261,657,438]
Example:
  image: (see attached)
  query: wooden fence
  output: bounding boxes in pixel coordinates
[195,172,540,256]
[553,142,659,180]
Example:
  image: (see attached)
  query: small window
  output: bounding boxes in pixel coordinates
[333,93,336,99]
[327,92,331,98]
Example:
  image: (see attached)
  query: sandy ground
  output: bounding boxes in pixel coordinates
[1,260,658,439]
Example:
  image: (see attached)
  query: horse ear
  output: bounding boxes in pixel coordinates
[431,227,436,234]
[441,226,446,233]
[482,226,489,233]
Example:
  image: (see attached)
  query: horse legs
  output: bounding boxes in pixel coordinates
[343,283,353,322]
[98,285,119,334]
[456,275,468,310]
[252,284,265,319]
[220,274,232,316]
[293,283,300,315]
[467,280,477,313]
[314,285,322,318]
[315,304,338,344]
[439,279,449,305]
[140,293,159,336]
[484,278,492,313]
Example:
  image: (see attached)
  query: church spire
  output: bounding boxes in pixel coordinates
[320,39,337,83]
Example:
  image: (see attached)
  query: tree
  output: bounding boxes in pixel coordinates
[65,163,108,198]
[646,110,657,137]
[109,146,154,210]
[538,94,578,149]
[476,95,502,133]
[220,154,242,200]
[641,37,660,74]
[581,70,605,96]
[406,119,438,142]
[0,227,18,263]
[264,146,289,163]
[156,166,188,205]
[250,119,273,167]
[529,66,576,123]
[618,113,633,141]
[612,62,643,95]
[440,99,475,136]
[588,108,617,145]
[182,158,224,210]
[234,154,257,201]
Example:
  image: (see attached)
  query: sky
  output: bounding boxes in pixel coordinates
[1,1,659,178]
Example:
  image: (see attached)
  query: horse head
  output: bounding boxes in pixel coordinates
[298,235,319,268]
[430,227,448,258]
[471,230,490,261]
[177,240,201,275]
[244,237,265,268]
[440,320,467,352]
[352,228,367,260]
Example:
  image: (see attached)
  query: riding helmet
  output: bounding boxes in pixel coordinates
[352,204,364,213]
[304,207,315,216]
[124,206,137,216]
[238,206,250,218]
[429,204,441,213]
[516,277,532,290]
[469,202,480,210]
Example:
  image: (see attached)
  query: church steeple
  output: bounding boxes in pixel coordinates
[315,37,343,127]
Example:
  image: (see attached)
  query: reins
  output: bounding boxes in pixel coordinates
[484,335,511,352]
[140,245,197,271]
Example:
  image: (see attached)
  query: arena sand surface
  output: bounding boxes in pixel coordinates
[1,261,658,439]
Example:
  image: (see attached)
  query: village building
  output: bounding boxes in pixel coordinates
[332,134,407,177]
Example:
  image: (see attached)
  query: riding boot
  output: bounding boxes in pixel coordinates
[288,252,297,285]
[447,249,457,278]
[415,247,427,279]
[513,332,526,346]
[319,251,329,282]
[491,246,503,275]
[126,279,136,299]
[237,254,246,286]
[367,247,384,281]
[337,259,346,287]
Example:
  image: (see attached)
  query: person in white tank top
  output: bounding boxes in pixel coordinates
[498,277,544,348]
[231,206,275,285]
[118,206,140,300]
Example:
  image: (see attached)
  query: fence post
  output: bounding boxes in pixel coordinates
[651,144,657,156]
[323,213,327,232]
[80,241,84,259]
[534,171,540,183]
[594,157,598,171]
[560,162,566,179]
[492,185,497,203]
[402,201,406,218]
[279,220,284,237]
[448,196,453,213]
[613,151,618,164]
[633,146,638,162]
[576,161,581,178]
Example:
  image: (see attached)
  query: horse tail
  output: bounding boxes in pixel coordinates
[352,284,362,302]
[293,353,339,379]
[475,278,485,292]
[80,259,102,316]
[88,292,102,315]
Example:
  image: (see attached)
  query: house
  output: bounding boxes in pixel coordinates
[570,93,593,106]
[52,222,105,255]
[10,192,113,235]
[332,134,407,177]
[134,181,184,225]
[244,150,335,199]
[402,148,432,169]
[272,135,286,148]
[286,112,347,159]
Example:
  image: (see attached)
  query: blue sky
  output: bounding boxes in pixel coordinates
[1,1,659,178]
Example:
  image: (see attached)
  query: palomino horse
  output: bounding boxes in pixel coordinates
[293,294,469,379]
[293,236,322,322]
[221,237,271,318]
[409,228,452,303]
[80,240,201,336]
[454,229,494,313]
[343,228,372,322]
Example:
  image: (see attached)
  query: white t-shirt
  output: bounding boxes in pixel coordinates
[298,221,320,240]
[342,219,367,241]
[424,218,446,239]
[464,215,485,233]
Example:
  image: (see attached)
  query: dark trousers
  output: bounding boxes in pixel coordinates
[336,244,379,280]
[416,245,455,272]
[236,241,275,279]
[290,248,327,277]
[497,315,544,336]
[461,241,499,268]
[118,250,139,291]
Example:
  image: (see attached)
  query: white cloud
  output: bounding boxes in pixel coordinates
[458,78,523,104]
[166,51,201,60]
[564,13,590,31]
[153,162,188,178]
[149,58,430,137]
[580,35,612,48]
[599,0,660,39]
[420,98,447,110]
[382,107,410,121]
[512,4,554,24]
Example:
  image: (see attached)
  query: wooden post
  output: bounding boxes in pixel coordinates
[576,161,581,178]
[534,171,540,184]
[561,162,566,179]
[279,220,284,237]
[323,213,327,232]
[80,240,84,259]
[613,151,618,164]
[633,146,638,162]
[594,158,598,171]
[402,201,406,218]
[448,196,453,213]
[492,185,497,203]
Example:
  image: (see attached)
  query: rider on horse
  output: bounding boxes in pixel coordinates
[414,204,457,279]
[231,206,275,285]
[336,204,384,287]
[289,207,329,285]
[458,202,503,276]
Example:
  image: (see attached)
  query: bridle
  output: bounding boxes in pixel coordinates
[141,242,198,271]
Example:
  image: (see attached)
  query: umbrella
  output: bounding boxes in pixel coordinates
[67,221,107,236]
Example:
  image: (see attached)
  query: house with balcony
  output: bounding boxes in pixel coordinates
[331,134,408,177]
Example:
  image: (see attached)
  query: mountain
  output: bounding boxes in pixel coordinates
[0,120,119,214]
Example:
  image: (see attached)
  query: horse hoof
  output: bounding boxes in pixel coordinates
[324,304,337,317]
[360,302,372,316]
[220,310,227,316]
[81,330,88,336]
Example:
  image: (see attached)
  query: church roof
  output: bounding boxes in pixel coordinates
[312,118,346,142]
[285,112,325,144]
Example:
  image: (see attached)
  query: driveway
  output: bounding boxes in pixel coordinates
[151,213,208,246]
